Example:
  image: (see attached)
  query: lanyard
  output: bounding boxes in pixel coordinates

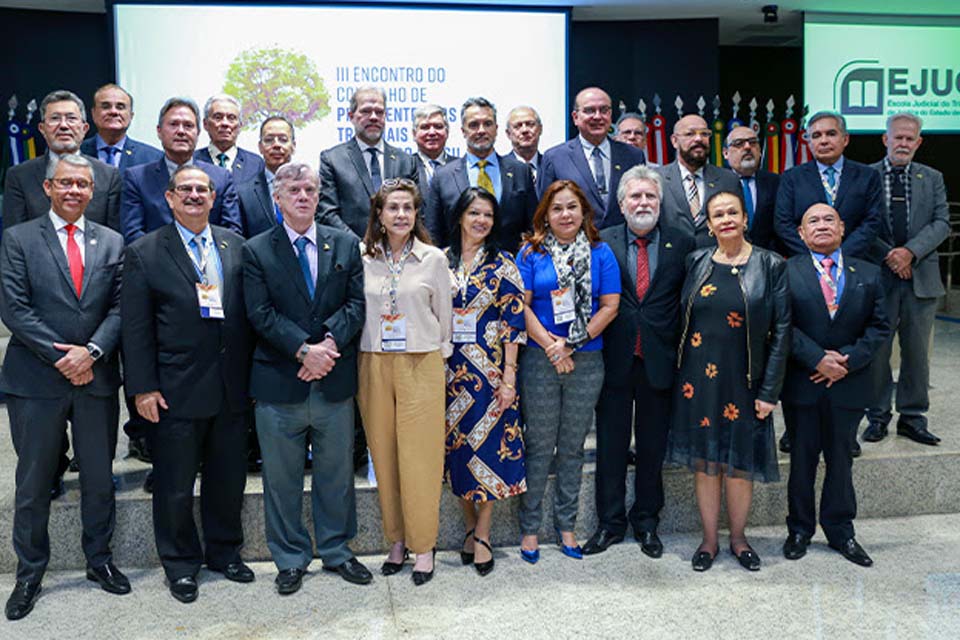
[187,234,214,284]
[811,251,843,299]
[820,171,839,205]
[454,248,486,303]
[383,239,413,315]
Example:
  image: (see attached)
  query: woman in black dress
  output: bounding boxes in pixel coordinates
[667,191,790,572]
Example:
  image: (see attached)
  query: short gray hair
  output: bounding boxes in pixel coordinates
[615,112,645,133]
[460,97,497,123]
[349,86,387,114]
[45,154,94,181]
[886,111,923,133]
[411,104,448,134]
[274,162,319,192]
[203,94,242,121]
[807,110,847,135]
[617,165,663,203]
[507,105,542,127]
[166,165,214,192]
[40,90,86,122]
[158,97,200,127]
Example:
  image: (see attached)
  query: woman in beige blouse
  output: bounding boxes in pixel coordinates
[357,178,452,586]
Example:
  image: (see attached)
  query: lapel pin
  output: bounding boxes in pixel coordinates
[614,164,621,171]
[220,240,228,249]
[323,243,331,251]
[916,173,923,179]
[389,154,396,160]
[665,242,673,249]
[506,172,513,178]
[89,238,97,245]
[125,149,132,155]
[708,182,716,188]
[848,266,856,272]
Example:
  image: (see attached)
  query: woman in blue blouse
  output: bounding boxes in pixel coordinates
[516,180,620,563]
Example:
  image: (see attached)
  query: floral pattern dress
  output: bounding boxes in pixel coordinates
[444,250,528,501]
[666,261,779,482]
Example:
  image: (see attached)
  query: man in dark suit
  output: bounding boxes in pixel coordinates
[3,89,121,233]
[411,104,457,194]
[723,125,780,251]
[1,156,129,621]
[425,97,537,251]
[539,87,646,229]
[122,166,255,604]
[194,94,265,186]
[586,166,695,557]
[863,112,950,446]
[121,97,243,244]
[238,116,297,239]
[656,114,742,246]
[80,83,163,171]
[506,105,543,181]
[318,86,418,237]
[614,112,652,165]
[243,162,370,594]
[781,203,889,567]
[774,111,882,259]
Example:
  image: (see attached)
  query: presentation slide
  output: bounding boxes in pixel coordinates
[804,13,960,133]
[114,3,568,166]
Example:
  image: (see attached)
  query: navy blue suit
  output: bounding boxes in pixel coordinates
[774,159,882,258]
[80,136,163,172]
[120,156,243,244]
[237,170,277,239]
[538,137,647,229]
[741,169,781,252]
[194,147,265,188]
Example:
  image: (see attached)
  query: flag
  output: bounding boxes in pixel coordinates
[780,117,797,173]
[761,121,780,173]
[647,113,668,166]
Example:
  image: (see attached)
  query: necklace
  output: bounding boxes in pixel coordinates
[713,244,751,274]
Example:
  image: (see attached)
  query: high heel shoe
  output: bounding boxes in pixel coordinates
[473,537,495,577]
[460,529,475,565]
[412,548,436,586]
[380,548,409,576]
[556,529,583,560]
[520,537,540,564]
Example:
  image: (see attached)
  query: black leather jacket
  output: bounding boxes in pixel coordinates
[677,246,791,404]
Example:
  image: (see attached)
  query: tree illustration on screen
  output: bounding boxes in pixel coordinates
[223,47,330,130]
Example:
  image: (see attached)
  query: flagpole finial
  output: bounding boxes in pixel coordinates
[638,98,647,118]
[696,96,706,117]
[7,95,18,118]
[25,99,37,123]
[653,93,662,114]
[618,100,626,116]
[674,95,684,118]
[712,95,721,119]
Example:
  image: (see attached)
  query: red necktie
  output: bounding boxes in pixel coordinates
[65,223,83,296]
[819,256,836,317]
[634,237,650,357]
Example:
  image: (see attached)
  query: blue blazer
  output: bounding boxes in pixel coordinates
[80,135,164,171]
[538,137,647,230]
[237,170,277,239]
[774,159,882,258]
[194,146,265,187]
[120,156,243,244]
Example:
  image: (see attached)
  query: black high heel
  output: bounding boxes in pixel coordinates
[473,537,494,577]
[412,548,436,586]
[380,548,409,576]
[460,529,476,565]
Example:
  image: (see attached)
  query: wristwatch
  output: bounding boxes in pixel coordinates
[86,342,103,361]
[296,343,310,363]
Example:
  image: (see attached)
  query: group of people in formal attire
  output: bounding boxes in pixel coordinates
[0,81,948,622]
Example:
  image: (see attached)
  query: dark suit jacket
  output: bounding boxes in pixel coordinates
[509,150,542,176]
[120,156,243,244]
[538,137,647,229]
[243,224,364,403]
[2,152,121,232]
[774,158,882,259]
[782,254,889,408]
[0,215,123,398]
[318,138,418,237]
[80,135,164,171]
[194,146,265,187]
[414,151,458,191]
[599,222,695,390]
[657,161,743,247]
[424,153,537,252]
[237,170,277,239]
[743,169,781,252]
[121,223,253,419]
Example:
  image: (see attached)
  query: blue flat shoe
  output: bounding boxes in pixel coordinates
[520,548,540,564]
[556,529,583,559]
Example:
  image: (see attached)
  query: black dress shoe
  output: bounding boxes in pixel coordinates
[86,562,131,594]
[862,421,888,442]
[783,533,811,560]
[473,537,495,577]
[636,530,664,559]
[5,581,41,621]
[50,478,66,500]
[323,557,373,585]
[380,549,410,576]
[626,449,637,466]
[412,549,436,586]
[143,471,154,494]
[851,440,862,458]
[169,576,198,603]
[897,423,941,446]
[582,529,624,556]
[275,568,305,595]
[730,545,761,571]
[829,538,873,567]
[68,457,80,473]
[691,547,718,572]
[460,528,476,565]
[128,435,152,463]
[779,433,791,454]
[212,561,255,583]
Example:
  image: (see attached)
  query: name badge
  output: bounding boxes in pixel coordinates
[196,283,224,319]
[380,314,407,351]
[452,308,478,343]
[551,287,575,324]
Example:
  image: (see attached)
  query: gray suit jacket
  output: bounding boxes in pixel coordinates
[0,215,123,398]
[1,152,122,232]
[869,160,950,298]
[318,138,419,237]
[656,161,743,247]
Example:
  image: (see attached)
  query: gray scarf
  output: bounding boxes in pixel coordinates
[543,230,592,345]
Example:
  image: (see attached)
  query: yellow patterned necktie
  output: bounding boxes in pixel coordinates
[477,159,495,195]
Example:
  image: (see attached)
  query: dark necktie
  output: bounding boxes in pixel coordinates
[103,146,119,167]
[634,237,650,357]
[890,167,908,246]
[367,148,382,190]
[217,152,229,169]
[741,177,755,230]
[429,159,440,186]
[65,224,83,296]
[294,236,315,298]
[592,146,607,197]
[824,165,837,205]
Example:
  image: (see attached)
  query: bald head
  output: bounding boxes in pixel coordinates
[572,87,613,146]
[798,203,845,254]
[671,115,710,171]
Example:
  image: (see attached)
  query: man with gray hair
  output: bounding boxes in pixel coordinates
[505,105,543,179]
[411,104,455,189]
[863,112,949,447]
[587,164,695,557]
[318,85,418,237]
[2,89,121,233]
[194,94,265,185]
[614,112,649,161]
[723,125,779,250]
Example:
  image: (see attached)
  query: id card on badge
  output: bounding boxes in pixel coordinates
[551,287,575,324]
[196,283,224,319]
[380,314,407,351]
[452,308,478,343]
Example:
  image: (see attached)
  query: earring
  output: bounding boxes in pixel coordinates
[708,229,715,237]
[379,224,386,234]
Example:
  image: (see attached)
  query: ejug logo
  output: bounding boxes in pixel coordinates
[834,60,884,115]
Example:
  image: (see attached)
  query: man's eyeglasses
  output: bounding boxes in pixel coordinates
[172,184,212,196]
[728,137,759,148]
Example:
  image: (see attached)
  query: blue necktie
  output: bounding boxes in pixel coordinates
[274,203,283,225]
[103,146,119,167]
[294,236,315,298]
[741,177,755,229]
[367,148,382,191]
[824,166,837,205]
[592,146,607,196]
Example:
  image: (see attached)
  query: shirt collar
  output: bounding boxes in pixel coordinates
[627,223,659,244]
[816,156,844,175]
[810,248,842,264]
[678,162,704,181]
[418,151,445,167]
[95,134,126,151]
[578,134,611,157]
[883,157,910,174]
[49,210,85,233]
[208,144,237,165]
[283,220,317,247]
[356,137,385,155]
[466,151,498,168]
[174,219,212,248]
[165,155,193,176]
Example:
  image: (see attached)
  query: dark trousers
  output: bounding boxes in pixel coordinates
[8,391,119,583]
[594,357,671,535]
[784,398,859,544]
[147,408,248,580]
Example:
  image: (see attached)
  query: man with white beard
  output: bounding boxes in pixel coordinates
[585,166,696,557]
[723,125,780,251]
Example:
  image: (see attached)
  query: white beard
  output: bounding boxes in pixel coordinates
[626,211,658,234]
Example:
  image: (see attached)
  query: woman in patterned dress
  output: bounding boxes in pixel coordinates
[444,188,527,577]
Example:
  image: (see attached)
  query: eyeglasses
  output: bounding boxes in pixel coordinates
[261,135,291,145]
[172,184,212,195]
[579,105,612,116]
[280,185,318,197]
[46,114,83,126]
[381,178,417,189]
[51,178,92,190]
[728,137,759,148]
